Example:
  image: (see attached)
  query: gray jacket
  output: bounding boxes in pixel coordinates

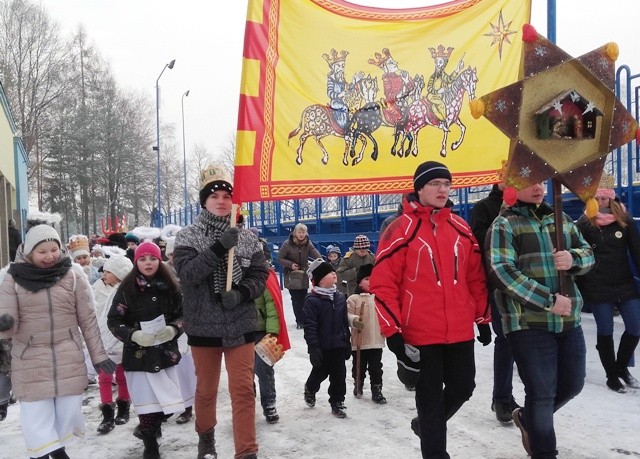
[174,212,269,348]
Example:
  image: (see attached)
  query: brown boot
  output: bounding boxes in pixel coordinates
[197,428,216,459]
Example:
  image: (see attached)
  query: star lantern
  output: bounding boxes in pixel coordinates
[470,24,639,216]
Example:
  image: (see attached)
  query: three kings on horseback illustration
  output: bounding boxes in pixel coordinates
[288,44,478,166]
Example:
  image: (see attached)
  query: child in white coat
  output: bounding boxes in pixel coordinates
[347,264,386,404]
[93,255,133,433]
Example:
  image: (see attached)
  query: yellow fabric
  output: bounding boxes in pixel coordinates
[234,0,531,202]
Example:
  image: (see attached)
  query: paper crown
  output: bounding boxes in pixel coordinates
[255,334,285,366]
[368,48,393,68]
[429,44,454,60]
[200,165,231,190]
[323,48,348,67]
[598,174,615,189]
[68,235,90,256]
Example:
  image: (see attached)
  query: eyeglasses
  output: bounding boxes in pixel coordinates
[425,180,452,189]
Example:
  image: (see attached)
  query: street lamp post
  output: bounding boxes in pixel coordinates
[181,89,190,224]
[154,58,176,227]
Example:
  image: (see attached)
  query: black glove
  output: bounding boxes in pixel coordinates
[386,333,406,360]
[0,314,15,332]
[344,346,352,360]
[476,324,492,346]
[94,358,117,375]
[221,289,243,310]
[219,227,240,250]
[309,348,323,367]
[387,334,420,388]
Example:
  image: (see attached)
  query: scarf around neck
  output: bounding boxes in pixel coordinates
[313,285,337,299]
[199,210,243,293]
[8,256,72,292]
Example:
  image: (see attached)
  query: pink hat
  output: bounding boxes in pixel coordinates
[134,241,162,264]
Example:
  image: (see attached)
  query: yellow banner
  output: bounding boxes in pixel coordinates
[234,0,532,202]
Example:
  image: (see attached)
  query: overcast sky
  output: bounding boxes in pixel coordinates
[44,0,639,164]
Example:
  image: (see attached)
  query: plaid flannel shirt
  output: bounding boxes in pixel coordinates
[487,201,594,334]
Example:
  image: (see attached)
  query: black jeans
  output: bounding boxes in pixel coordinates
[415,340,475,459]
[490,294,516,403]
[305,348,347,405]
[289,289,308,326]
[351,348,383,386]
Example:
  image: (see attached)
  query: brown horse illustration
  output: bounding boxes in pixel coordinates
[403,66,478,158]
[288,76,376,166]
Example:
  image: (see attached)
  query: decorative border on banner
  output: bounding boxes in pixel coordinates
[263,170,499,199]
[261,0,280,184]
[312,0,483,20]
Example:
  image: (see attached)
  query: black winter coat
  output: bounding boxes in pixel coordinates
[576,214,640,304]
[107,280,183,373]
[303,291,350,352]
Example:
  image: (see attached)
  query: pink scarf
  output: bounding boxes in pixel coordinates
[594,212,616,227]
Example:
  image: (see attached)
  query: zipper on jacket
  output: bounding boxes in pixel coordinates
[426,243,441,286]
[47,288,59,397]
[453,237,460,285]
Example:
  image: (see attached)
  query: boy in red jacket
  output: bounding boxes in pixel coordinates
[370,161,491,459]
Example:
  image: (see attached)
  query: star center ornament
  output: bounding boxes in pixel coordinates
[470,24,639,214]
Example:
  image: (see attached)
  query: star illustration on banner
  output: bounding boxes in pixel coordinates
[470,24,639,210]
[483,9,517,60]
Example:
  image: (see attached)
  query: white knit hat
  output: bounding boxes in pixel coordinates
[102,255,133,282]
[23,224,61,255]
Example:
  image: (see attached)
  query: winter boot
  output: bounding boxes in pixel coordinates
[331,402,347,418]
[492,400,514,422]
[0,401,7,421]
[114,398,131,425]
[304,385,316,408]
[596,335,626,393]
[176,406,193,424]
[49,448,70,459]
[263,405,279,424]
[353,379,363,398]
[134,423,162,439]
[410,416,420,438]
[371,384,387,404]
[140,426,161,459]
[197,428,217,459]
[97,403,116,434]
[617,332,640,389]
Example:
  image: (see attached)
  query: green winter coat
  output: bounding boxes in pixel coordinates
[255,288,280,335]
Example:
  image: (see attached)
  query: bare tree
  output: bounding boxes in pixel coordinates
[0,0,72,208]
[216,133,236,180]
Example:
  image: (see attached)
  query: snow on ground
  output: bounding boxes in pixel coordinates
[1,289,639,458]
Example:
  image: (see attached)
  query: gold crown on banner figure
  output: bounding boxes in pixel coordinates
[255,334,285,367]
[68,235,90,253]
[429,44,454,60]
[200,165,231,190]
[322,48,348,67]
[367,48,393,68]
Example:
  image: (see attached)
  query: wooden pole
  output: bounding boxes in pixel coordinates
[226,204,238,291]
[552,177,567,294]
[355,299,365,396]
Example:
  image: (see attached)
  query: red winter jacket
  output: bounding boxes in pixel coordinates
[370,197,490,346]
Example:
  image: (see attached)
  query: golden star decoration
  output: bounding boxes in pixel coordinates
[471,24,639,207]
[483,9,517,60]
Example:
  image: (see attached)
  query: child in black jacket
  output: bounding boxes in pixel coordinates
[107,242,184,459]
[303,259,351,418]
